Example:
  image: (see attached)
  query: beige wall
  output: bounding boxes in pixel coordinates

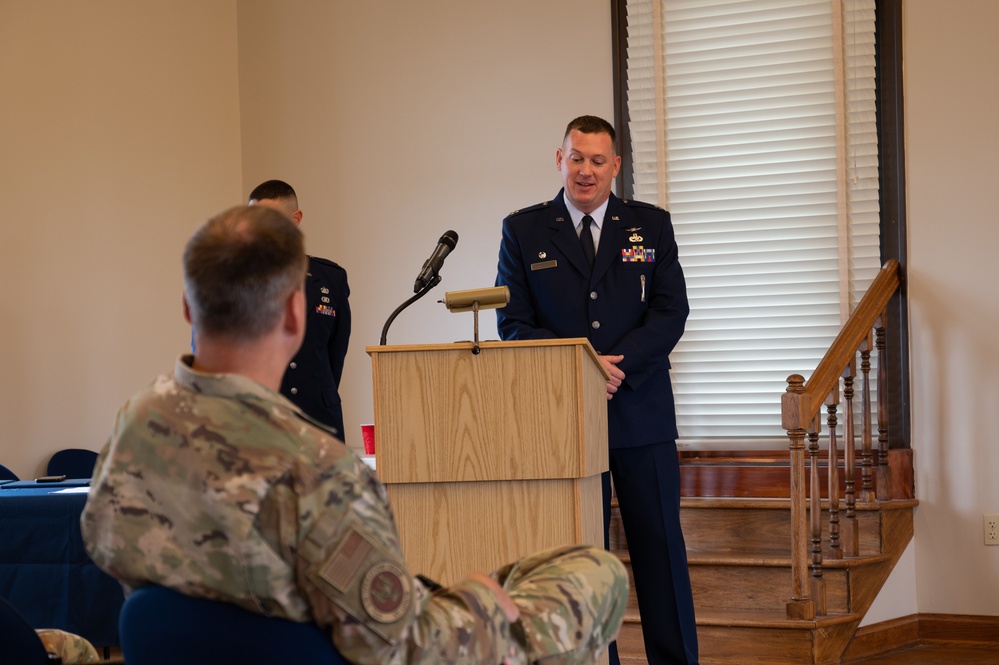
[2,0,996,621]
[0,1,242,479]
[866,0,999,623]
[236,0,614,446]
[901,0,999,617]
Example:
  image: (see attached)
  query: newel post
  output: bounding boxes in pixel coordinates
[783,374,815,619]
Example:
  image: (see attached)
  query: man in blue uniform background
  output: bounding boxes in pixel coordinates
[248,180,351,441]
[495,116,698,665]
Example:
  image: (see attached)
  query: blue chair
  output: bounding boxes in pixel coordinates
[46,449,98,479]
[0,464,17,481]
[119,585,351,665]
[0,594,53,664]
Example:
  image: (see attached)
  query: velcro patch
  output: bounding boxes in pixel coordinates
[319,528,373,593]
[361,562,412,624]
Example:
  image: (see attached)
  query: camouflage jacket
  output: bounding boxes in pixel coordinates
[81,356,519,664]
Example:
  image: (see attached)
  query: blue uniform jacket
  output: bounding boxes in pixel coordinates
[496,190,688,449]
[280,255,351,439]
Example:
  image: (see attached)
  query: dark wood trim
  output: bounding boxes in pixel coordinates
[610,0,633,200]
[876,0,911,451]
[844,614,999,661]
[919,614,999,645]
[678,449,914,499]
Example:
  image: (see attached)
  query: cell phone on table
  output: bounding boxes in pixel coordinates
[36,475,67,483]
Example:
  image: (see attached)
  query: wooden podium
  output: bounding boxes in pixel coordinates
[367,338,609,585]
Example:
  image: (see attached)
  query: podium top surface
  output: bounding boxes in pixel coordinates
[366,338,609,379]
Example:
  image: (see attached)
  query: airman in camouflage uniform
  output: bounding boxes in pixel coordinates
[81,205,627,664]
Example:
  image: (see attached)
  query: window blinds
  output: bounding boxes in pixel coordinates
[625,0,881,446]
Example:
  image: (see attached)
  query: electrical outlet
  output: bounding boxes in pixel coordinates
[985,514,999,545]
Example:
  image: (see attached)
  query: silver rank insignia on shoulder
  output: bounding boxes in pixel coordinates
[321,287,329,294]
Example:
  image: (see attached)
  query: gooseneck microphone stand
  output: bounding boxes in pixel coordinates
[379,274,441,345]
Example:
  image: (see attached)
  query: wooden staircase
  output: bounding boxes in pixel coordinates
[610,452,916,665]
[608,261,910,663]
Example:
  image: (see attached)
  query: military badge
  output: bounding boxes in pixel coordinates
[361,562,411,623]
[621,246,656,263]
[315,305,335,316]
[321,287,330,294]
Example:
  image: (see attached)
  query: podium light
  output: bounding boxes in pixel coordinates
[441,286,510,353]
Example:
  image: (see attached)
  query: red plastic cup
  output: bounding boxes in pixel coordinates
[360,424,375,455]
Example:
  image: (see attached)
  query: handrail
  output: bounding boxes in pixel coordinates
[781,259,900,620]
[783,260,900,432]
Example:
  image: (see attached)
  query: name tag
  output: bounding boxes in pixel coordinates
[531,260,558,271]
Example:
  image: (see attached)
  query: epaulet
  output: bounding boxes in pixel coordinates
[621,198,665,211]
[506,201,551,218]
[309,255,345,271]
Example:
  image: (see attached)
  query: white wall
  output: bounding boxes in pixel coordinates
[0,1,243,479]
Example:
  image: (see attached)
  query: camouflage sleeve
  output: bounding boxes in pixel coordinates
[35,629,100,664]
[289,454,518,665]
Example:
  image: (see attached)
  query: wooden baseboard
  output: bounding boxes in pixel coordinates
[919,613,999,645]
[843,613,999,661]
[843,615,921,661]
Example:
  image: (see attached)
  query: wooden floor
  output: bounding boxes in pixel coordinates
[847,644,999,664]
[98,642,999,664]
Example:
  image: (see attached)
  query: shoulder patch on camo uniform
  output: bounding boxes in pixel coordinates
[361,561,412,623]
[318,527,374,593]
[305,516,416,645]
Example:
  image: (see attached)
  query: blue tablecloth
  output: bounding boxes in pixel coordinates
[0,482,124,646]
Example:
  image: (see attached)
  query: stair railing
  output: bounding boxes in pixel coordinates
[781,259,900,620]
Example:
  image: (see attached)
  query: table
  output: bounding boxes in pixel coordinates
[0,482,124,647]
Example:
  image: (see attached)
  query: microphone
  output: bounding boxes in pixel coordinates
[413,230,458,292]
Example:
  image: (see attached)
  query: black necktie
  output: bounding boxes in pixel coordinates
[580,215,595,268]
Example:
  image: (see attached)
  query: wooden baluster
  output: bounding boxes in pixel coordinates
[826,387,842,560]
[842,359,859,556]
[783,375,815,620]
[858,334,875,502]
[807,416,826,616]
[876,315,891,501]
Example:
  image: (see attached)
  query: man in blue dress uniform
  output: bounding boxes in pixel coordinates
[248,180,351,440]
[495,116,698,665]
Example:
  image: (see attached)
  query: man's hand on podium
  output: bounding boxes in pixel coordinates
[599,355,625,400]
